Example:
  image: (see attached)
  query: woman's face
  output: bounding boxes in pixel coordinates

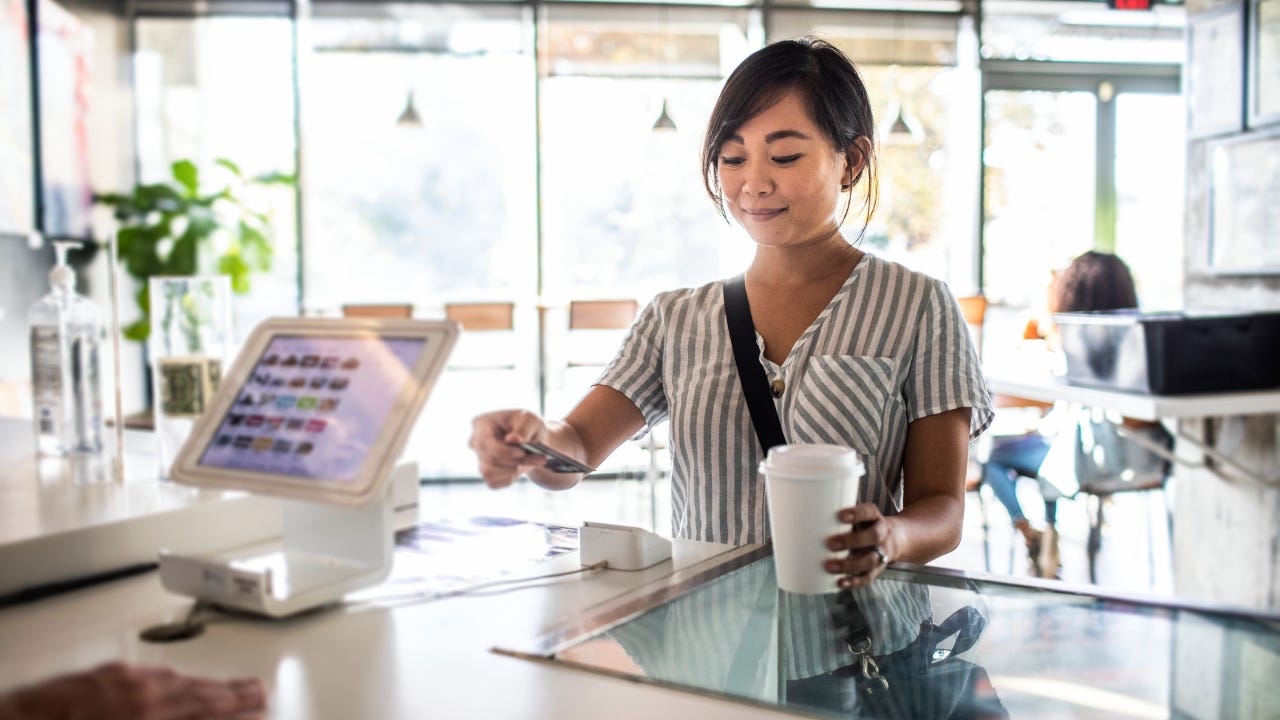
[717,88,853,251]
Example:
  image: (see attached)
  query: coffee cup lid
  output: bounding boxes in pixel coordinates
[760,444,863,478]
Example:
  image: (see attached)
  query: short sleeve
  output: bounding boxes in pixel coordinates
[595,298,669,431]
[905,281,993,439]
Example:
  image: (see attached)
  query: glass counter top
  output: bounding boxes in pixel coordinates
[498,546,1280,718]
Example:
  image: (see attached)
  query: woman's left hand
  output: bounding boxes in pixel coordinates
[824,503,895,589]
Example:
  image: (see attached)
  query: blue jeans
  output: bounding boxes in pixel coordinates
[982,433,1055,525]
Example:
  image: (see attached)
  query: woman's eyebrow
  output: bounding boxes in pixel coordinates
[725,129,813,145]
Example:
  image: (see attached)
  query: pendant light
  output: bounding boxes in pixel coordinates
[883,12,921,146]
[885,103,922,145]
[652,98,677,131]
[396,89,423,128]
[652,5,677,133]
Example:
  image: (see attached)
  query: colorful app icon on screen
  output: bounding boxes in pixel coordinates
[305,419,327,433]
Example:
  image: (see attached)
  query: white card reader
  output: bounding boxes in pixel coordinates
[580,521,673,570]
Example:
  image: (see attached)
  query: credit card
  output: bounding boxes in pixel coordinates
[516,441,595,474]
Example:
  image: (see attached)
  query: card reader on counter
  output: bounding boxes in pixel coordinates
[580,521,672,570]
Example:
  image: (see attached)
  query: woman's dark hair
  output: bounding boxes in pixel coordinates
[700,36,879,241]
[1055,251,1138,313]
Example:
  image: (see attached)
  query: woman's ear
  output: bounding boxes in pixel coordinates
[843,136,873,190]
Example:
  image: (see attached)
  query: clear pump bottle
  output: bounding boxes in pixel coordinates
[29,241,104,456]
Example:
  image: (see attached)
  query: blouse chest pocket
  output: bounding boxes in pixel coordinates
[788,355,897,455]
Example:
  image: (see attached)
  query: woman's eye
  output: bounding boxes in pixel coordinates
[773,154,802,164]
[719,155,745,167]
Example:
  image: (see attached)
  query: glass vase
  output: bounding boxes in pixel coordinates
[149,275,232,478]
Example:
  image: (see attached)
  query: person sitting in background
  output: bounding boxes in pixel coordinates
[982,251,1170,578]
[0,662,266,720]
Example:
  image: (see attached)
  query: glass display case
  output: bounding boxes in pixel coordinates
[499,546,1280,718]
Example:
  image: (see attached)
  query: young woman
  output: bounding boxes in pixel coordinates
[983,250,1172,578]
[470,37,992,589]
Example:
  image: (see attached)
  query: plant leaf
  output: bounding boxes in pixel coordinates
[252,171,297,186]
[124,319,150,342]
[168,229,200,276]
[218,253,252,294]
[238,221,273,271]
[216,158,243,178]
[172,160,199,197]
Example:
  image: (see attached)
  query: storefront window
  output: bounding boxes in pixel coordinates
[133,15,298,340]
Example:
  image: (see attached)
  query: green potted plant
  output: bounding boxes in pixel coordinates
[94,158,296,342]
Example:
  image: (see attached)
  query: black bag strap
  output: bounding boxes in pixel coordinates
[723,274,786,452]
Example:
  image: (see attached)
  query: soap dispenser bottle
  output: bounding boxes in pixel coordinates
[28,240,104,456]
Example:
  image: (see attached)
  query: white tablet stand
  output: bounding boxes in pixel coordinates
[158,474,394,618]
[154,318,459,618]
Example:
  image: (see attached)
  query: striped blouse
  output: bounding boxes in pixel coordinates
[597,252,993,546]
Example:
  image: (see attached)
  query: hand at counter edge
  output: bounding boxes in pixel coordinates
[0,662,266,720]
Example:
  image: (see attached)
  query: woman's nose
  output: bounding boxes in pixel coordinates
[740,165,774,196]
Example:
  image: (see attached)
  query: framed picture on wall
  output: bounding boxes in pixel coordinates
[1249,0,1280,127]
[0,0,35,238]
[37,0,94,240]
[1187,0,1246,139]
[1207,128,1280,275]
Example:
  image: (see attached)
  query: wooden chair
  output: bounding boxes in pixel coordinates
[445,302,515,332]
[442,302,517,372]
[341,303,413,319]
[566,299,662,525]
[568,299,639,332]
[955,294,987,358]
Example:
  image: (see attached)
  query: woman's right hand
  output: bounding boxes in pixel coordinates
[469,409,550,488]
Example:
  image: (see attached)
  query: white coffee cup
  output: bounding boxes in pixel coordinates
[760,444,864,594]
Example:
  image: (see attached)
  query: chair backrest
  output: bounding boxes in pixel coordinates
[568,299,639,331]
[956,294,986,326]
[342,303,413,319]
[955,294,987,358]
[1075,417,1173,492]
[444,302,515,331]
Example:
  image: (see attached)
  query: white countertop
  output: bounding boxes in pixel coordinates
[0,537,799,719]
[0,417,279,599]
[0,416,802,718]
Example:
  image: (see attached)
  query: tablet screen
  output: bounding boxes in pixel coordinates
[198,334,428,482]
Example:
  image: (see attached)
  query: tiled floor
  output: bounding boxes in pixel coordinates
[416,466,1176,598]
